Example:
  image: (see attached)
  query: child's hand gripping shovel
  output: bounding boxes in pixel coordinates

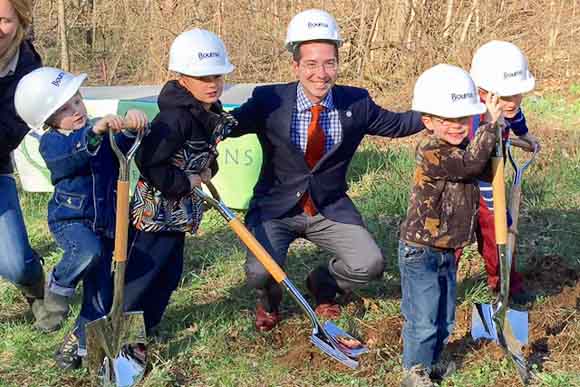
[194,183,369,368]
[471,131,538,384]
[86,127,147,387]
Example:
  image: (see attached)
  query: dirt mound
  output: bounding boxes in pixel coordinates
[268,254,579,386]
[524,254,579,295]
[274,321,350,371]
[451,255,580,383]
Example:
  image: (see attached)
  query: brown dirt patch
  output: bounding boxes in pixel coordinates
[274,320,349,370]
[269,254,579,386]
[524,254,579,295]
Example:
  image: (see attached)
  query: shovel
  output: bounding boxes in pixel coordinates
[471,134,538,384]
[193,184,368,369]
[86,127,147,387]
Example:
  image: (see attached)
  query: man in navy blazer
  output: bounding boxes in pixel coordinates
[229,9,424,331]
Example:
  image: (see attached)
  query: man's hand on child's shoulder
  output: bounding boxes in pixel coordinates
[210,112,238,145]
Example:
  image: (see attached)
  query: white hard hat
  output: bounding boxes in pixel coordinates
[285,9,342,51]
[169,29,235,77]
[412,64,486,118]
[470,40,535,97]
[14,67,87,130]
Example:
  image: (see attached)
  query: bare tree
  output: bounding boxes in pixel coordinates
[57,0,70,70]
[29,0,580,93]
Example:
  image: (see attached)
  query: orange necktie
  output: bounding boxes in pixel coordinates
[301,104,325,216]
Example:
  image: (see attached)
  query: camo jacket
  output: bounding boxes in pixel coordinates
[399,122,499,249]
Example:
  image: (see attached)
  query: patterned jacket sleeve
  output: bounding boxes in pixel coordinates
[134,111,192,198]
[419,123,498,181]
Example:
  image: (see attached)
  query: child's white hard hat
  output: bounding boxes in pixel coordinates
[470,40,535,97]
[169,29,235,77]
[285,9,342,52]
[412,64,486,118]
[14,67,87,130]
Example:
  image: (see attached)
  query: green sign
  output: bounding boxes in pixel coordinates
[15,98,262,210]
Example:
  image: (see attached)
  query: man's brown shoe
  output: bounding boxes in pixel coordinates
[306,270,341,320]
[314,303,341,319]
[255,304,281,332]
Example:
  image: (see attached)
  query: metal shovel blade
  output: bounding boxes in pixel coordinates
[85,129,148,386]
[86,311,147,387]
[497,315,531,384]
[471,302,530,382]
[323,320,369,358]
[281,278,368,369]
[310,331,358,369]
[471,303,528,344]
[193,185,368,368]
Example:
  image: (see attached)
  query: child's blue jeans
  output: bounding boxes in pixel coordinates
[398,240,458,371]
[74,236,113,354]
[48,221,103,296]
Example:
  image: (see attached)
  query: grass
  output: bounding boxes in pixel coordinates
[523,85,580,130]
[1,129,579,387]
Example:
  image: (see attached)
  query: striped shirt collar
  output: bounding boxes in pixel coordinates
[296,83,334,112]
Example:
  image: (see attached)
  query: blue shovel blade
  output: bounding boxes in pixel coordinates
[471,303,528,345]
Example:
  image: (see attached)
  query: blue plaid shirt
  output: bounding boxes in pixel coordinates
[291,84,342,153]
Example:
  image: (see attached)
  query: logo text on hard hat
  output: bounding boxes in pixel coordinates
[450,92,474,102]
[504,70,523,79]
[51,72,65,87]
[307,22,329,29]
[198,52,220,60]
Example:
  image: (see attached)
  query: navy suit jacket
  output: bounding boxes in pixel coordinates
[230,82,423,226]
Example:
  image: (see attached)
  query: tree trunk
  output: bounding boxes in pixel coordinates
[443,0,454,37]
[57,0,70,71]
[90,0,98,51]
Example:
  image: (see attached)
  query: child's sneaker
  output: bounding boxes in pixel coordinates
[54,330,83,370]
[401,365,434,387]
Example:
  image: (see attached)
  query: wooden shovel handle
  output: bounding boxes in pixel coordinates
[228,218,286,283]
[491,157,508,245]
[114,180,130,263]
